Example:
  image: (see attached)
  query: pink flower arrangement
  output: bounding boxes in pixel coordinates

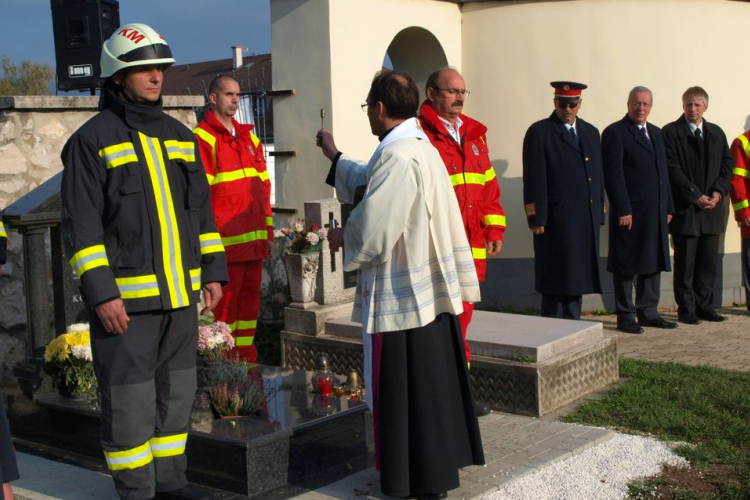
[198,321,234,362]
[280,219,328,254]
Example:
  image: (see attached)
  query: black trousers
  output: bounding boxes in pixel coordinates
[541,294,583,320]
[613,271,661,321]
[1,387,20,498]
[91,306,198,500]
[672,233,720,314]
[743,238,750,311]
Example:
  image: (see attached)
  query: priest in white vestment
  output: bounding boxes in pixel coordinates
[317,70,485,500]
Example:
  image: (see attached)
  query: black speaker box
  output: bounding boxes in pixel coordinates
[50,0,120,92]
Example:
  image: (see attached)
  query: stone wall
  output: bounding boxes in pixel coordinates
[0,96,293,372]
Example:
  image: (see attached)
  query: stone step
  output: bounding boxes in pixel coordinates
[324,311,604,363]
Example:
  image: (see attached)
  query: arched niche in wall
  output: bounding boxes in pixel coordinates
[384,27,448,98]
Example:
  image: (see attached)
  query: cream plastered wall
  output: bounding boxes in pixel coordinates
[461,0,749,261]
[271,0,461,213]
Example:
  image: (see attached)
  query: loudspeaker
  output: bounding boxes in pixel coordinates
[50,0,120,92]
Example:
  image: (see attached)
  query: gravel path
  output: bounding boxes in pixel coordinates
[483,433,689,500]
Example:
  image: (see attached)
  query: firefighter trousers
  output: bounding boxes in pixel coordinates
[213,260,262,363]
[90,306,198,500]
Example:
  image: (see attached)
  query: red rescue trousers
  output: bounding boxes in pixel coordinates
[213,260,263,363]
[458,301,474,366]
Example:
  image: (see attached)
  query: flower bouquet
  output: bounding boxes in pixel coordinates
[280,219,328,255]
[44,323,97,398]
[197,319,234,363]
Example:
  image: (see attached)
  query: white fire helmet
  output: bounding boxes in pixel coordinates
[100,23,175,78]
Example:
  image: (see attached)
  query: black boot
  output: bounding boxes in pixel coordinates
[155,485,213,500]
[475,401,491,417]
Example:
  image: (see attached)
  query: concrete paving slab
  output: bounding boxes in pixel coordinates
[289,414,615,500]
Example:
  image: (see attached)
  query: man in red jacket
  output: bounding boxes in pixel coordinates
[729,131,750,315]
[418,68,506,416]
[195,75,274,362]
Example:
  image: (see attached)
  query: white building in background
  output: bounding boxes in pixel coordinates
[270,0,748,311]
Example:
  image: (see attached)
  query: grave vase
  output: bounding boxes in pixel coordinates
[283,252,320,305]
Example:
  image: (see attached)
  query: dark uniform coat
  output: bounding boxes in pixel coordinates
[523,113,604,295]
[602,116,674,275]
[662,115,733,236]
[61,88,228,313]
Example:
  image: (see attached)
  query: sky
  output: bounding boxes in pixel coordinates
[2,0,271,69]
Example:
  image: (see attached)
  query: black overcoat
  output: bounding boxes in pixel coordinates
[602,116,674,275]
[662,115,733,236]
[523,112,604,295]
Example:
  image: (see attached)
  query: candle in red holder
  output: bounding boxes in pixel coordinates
[312,353,335,395]
[317,376,334,395]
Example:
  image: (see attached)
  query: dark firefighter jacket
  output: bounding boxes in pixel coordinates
[61,85,228,313]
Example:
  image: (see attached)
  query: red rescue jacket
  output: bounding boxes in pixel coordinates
[418,101,506,281]
[730,131,750,239]
[194,110,273,263]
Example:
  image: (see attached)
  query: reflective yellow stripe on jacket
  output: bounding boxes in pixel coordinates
[139,132,189,309]
[734,199,750,212]
[99,142,138,169]
[484,214,506,227]
[193,127,217,178]
[149,434,187,458]
[266,216,273,226]
[69,244,109,278]
[222,229,268,247]
[103,442,153,471]
[0,221,6,238]
[484,166,497,183]
[450,172,485,187]
[199,232,225,255]
[472,247,486,260]
[164,140,196,162]
[189,268,201,291]
[210,168,269,186]
[115,274,160,299]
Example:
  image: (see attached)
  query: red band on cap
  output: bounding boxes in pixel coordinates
[554,88,582,97]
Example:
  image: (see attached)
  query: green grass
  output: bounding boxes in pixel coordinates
[563,357,750,498]
[564,358,750,465]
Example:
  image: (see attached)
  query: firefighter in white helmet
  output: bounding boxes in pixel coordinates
[61,23,227,500]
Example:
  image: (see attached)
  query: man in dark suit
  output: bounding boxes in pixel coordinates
[523,81,604,319]
[602,87,677,334]
[662,86,733,324]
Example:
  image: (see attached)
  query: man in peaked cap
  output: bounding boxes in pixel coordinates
[522,82,604,319]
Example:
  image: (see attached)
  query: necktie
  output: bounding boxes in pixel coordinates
[640,126,651,143]
[695,128,704,155]
[569,127,581,146]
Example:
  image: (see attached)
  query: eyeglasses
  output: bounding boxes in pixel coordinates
[433,87,470,97]
[556,100,579,109]
[361,102,373,112]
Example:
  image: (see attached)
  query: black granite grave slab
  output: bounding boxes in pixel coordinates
[10,365,371,498]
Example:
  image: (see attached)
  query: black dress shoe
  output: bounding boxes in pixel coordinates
[638,316,678,329]
[677,312,701,324]
[616,319,644,334]
[697,310,727,322]
[475,401,491,417]
[155,485,214,500]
